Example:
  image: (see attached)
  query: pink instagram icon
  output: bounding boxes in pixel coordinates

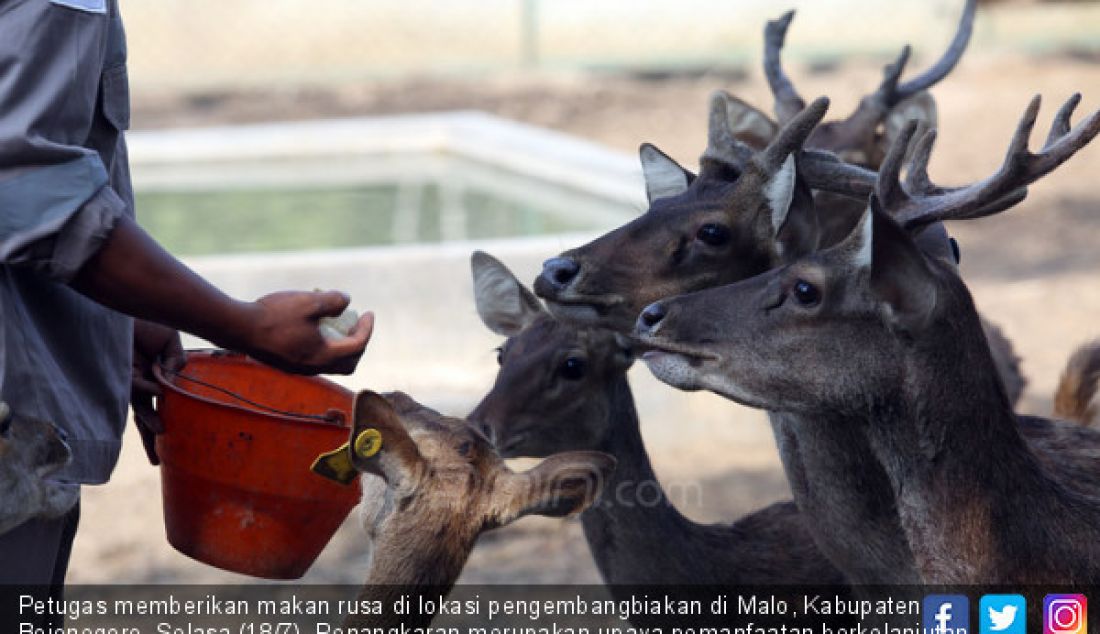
[1045,594,1087,634]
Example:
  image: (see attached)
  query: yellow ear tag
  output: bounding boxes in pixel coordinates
[309,428,383,485]
[354,428,383,459]
[310,442,356,485]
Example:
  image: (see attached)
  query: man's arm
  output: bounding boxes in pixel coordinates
[71,215,373,375]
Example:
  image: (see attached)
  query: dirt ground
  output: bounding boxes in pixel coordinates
[69,52,1100,585]
[134,51,1100,278]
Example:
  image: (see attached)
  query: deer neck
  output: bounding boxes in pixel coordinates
[767,409,919,584]
[348,507,475,627]
[580,372,696,582]
[859,300,1067,582]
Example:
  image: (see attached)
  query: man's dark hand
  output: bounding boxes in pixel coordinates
[240,290,374,376]
[131,319,185,465]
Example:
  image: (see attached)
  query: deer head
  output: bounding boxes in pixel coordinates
[468,251,632,457]
[534,94,832,331]
[633,95,1100,415]
[0,402,78,536]
[333,390,615,588]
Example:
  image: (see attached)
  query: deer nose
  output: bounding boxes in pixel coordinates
[541,257,580,289]
[637,302,667,333]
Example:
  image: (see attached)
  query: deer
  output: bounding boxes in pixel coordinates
[632,105,1100,582]
[312,390,614,628]
[531,84,1099,584]
[542,0,1026,405]
[745,0,1024,403]
[0,401,79,536]
[467,250,848,588]
[1054,340,1100,426]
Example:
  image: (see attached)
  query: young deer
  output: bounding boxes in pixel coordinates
[467,251,846,586]
[318,390,614,628]
[534,93,1098,583]
[0,402,79,536]
[634,99,1100,582]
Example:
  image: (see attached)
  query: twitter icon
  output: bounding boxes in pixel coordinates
[980,595,1026,634]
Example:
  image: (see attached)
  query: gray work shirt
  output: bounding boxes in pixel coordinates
[0,0,134,484]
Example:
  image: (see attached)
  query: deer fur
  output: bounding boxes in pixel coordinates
[0,402,78,536]
[468,251,847,587]
[532,96,941,584]
[339,390,614,628]
[531,83,1100,582]
[1054,340,1100,426]
[635,204,1100,583]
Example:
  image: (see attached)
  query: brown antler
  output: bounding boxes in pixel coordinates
[891,0,976,105]
[764,0,975,127]
[798,149,878,197]
[877,93,1100,231]
[757,96,831,172]
[701,91,757,173]
[857,0,975,117]
[702,92,830,178]
[764,10,807,125]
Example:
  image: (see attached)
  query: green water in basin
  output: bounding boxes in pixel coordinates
[136,183,611,256]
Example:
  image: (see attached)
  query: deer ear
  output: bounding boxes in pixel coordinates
[863,200,940,334]
[882,92,937,162]
[763,153,797,235]
[723,96,780,149]
[772,175,819,260]
[491,451,616,525]
[832,201,874,271]
[471,251,545,337]
[349,391,425,492]
[639,143,693,204]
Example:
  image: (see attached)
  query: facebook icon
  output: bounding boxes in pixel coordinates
[924,595,970,634]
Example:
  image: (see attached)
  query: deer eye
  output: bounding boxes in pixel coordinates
[792,279,821,306]
[560,357,587,380]
[695,223,731,247]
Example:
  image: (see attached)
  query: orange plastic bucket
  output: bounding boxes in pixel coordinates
[154,350,360,579]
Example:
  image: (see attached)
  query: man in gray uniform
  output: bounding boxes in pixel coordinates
[0,0,374,590]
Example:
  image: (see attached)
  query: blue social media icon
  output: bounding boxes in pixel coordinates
[924,595,970,634]
[980,595,1026,634]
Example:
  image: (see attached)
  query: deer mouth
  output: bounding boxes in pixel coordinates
[634,336,721,362]
[545,292,625,310]
[543,295,630,328]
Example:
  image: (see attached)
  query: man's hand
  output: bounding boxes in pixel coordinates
[131,319,185,465]
[240,290,374,376]
[73,218,374,379]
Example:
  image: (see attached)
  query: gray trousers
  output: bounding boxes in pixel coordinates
[0,501,80,628]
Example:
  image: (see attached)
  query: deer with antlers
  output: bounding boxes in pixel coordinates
[532,39,1100,582]
[633,98,1100,582]
[541,0,1028,405]
[468,251,847,588]
[315,390,614,628]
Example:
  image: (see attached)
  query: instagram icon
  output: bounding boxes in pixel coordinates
[1044,595,1087,634]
